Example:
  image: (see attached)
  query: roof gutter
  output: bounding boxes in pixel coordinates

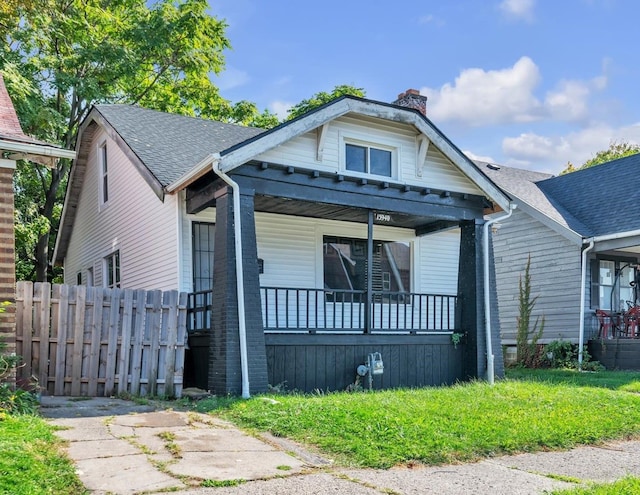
[0,138,76,161]
[577,228,640,368]
[483,203,517,385]
[165,154,214,193]
[207,153,251,399]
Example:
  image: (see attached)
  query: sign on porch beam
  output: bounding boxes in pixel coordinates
[374,212,392,223]
[416,135,430,177]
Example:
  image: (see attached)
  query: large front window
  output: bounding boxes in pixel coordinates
[591,258,636,311]
[323,236,410,293]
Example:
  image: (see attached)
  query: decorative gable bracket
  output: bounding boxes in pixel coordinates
[316,123,329,161]
[416,135,430,177]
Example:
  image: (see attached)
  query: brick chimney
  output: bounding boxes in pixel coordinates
[393,89,427,116]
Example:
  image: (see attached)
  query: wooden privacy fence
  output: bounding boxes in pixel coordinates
[15,282,188,398]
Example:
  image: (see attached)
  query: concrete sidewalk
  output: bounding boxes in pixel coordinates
[41,396,640,494]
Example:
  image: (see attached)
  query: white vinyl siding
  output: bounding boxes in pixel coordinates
[255,114,484,195]
[492,209,582,344]
[63,127,180,290]
[183,209,462,295]
[419,229,460,295]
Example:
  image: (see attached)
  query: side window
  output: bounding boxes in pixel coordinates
[104,251,121,289]
[99,142,109,206]
[76,272,82,285]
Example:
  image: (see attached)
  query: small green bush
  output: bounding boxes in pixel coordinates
[1,323,39,415]
[545,340,604,372]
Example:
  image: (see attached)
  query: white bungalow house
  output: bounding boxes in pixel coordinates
[481,156,640,368]
[53,90,513,395]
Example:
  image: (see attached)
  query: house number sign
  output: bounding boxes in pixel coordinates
[374,212,392,222]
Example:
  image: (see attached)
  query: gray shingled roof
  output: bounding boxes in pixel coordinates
[477,161,591,236]
[478,155,640,238]
[95,104,266,186]
[536,153,640,237]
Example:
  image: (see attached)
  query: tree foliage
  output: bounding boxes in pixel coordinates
[3,0,277,281]
[560,141,640,175]
[285,84,366,121]
[516,255,545,368]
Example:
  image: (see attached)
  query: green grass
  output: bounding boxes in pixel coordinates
[0,413,86,495]
[551,476,640,494]
[200,370,640,469]
[506,368,640,392]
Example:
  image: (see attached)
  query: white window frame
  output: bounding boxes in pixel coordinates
[98,141,109,208]
[104,250,121,289]
[339,132,399,180]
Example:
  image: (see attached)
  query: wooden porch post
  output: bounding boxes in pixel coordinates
[208,185,268,395]
[457,219,487,380]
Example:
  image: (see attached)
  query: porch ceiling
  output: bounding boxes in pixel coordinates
[253,194,435,229]
[185,161,488,233]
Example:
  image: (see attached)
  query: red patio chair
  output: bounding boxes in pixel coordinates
[623,306,640,338]
[595,309,618,339]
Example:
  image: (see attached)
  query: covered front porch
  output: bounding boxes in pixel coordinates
[183,159,501,394]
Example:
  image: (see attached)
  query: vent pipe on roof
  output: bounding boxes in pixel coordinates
[392,89,428,116]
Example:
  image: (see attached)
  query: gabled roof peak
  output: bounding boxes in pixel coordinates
[0,73,28,139]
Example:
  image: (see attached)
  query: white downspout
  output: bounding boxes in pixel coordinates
[483,203,516,385]
[210,154,251,399]
[578,239,595,370]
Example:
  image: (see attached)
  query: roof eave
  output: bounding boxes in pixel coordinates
[213,98,511,211]
[0,138,76,166]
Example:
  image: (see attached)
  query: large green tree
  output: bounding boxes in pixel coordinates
[285,84,365,121]
[3,0,278,281]
[561,141,640,175]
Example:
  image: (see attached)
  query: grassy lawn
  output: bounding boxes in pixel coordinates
[0,413,85,495]
[552,476,640,494]
[194,369,640,469]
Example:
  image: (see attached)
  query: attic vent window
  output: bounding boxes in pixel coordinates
[486,163,501,170]
[99,142,109,205]
[346,143,392,177]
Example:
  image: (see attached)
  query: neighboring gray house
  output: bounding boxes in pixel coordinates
[481,155,640,356]
[53,91,513,395]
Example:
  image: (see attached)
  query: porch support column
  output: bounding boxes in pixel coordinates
[365,210,373,333]
[208,185,268,395]
[457,219,487,379]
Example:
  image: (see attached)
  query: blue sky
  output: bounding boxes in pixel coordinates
[210,0,640,174]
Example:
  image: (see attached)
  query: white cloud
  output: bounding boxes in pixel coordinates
[544,75,608,123]
[270,100,293,120]
[464,150,495,163]
[421,56,542,126]
[418,14,444,26]
[501,123,640,172]
[499,0,535,22]
[213,66,250,91]
[544,80,591,122]
[421,57,607,127]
